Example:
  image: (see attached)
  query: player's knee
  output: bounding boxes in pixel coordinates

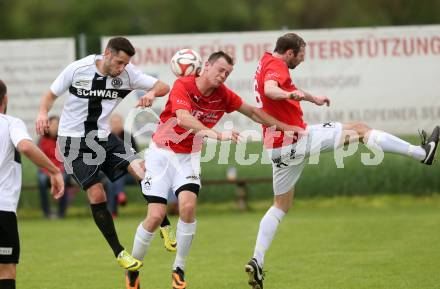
[275,203,291,213]
[147,211,166,229]
[273,195,293,213]
[349,122,371,139]
[87,183,106,203]
[179,202,196,221]
[0,264,16,279]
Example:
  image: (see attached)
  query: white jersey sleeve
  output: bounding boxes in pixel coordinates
[50,61,78,97]
[126,63,158,91]
[9,117,32,147]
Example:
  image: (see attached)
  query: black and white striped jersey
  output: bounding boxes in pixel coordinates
[51,54,158,138]
[0,114,32,213]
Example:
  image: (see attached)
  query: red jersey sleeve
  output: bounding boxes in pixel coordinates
[264,61,290,87]
[225,87,243,113]
[169,79,192,113]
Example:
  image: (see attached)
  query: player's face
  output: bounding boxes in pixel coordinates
[287,46,305,69]
[104,49,131,77]
[205,57,233,88]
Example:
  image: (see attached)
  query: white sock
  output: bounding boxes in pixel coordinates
[173,219,197,270]
[253,206,285,267]
[132,223,155,261]
[365,130,426,161]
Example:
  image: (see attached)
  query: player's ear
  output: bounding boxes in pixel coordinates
[202,60,210,72]
[103,48,112,58]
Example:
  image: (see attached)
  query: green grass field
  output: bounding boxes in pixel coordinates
[17,195,440,289]
[15,137,440,288]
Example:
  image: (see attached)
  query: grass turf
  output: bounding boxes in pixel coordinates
[17,195,440,289]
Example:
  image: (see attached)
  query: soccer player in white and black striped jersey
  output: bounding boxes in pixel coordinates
[35,37,170,272]
[0,79,65,289]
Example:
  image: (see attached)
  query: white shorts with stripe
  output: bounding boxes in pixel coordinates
[267,122,343,195]
[141,142,201,203]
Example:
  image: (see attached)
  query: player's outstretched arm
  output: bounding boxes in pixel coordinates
[175,109,239,142]
[264,80,305,101]
[300,89,330,106]
[137,80,170,108]
[36,91,57,135]
[264,80,329,106]
[151,80,170,97]
[237,103,305,136]
[17,139,64,199]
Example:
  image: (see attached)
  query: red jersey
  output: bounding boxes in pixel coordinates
[153,76,243,153]
[38,136,64,174]
[255,52,306,148]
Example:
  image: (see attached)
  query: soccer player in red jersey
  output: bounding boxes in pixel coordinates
[245,33,439,289]
[126,51,299,289]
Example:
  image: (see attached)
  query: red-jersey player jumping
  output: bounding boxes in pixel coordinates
[244,32,440,289]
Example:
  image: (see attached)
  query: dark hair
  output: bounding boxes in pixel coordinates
[49,115,60,122]
[0,79,6,105]
[106,37,136,56]
[43,115,60,138]
[274,33,306,56]
[208,51,234,65]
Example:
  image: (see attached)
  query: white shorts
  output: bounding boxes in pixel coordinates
[268,122,343,195]
[141,142,201,203]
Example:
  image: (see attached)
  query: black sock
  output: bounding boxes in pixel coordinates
[160,215,171,227]
[91,202,124,257]
[0,279,15,289]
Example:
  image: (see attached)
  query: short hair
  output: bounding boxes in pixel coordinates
[274,33,306,56]
[49,115,60,122]
[0,79,6,105]
[106,37,136,56]
[208,51,234,65]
